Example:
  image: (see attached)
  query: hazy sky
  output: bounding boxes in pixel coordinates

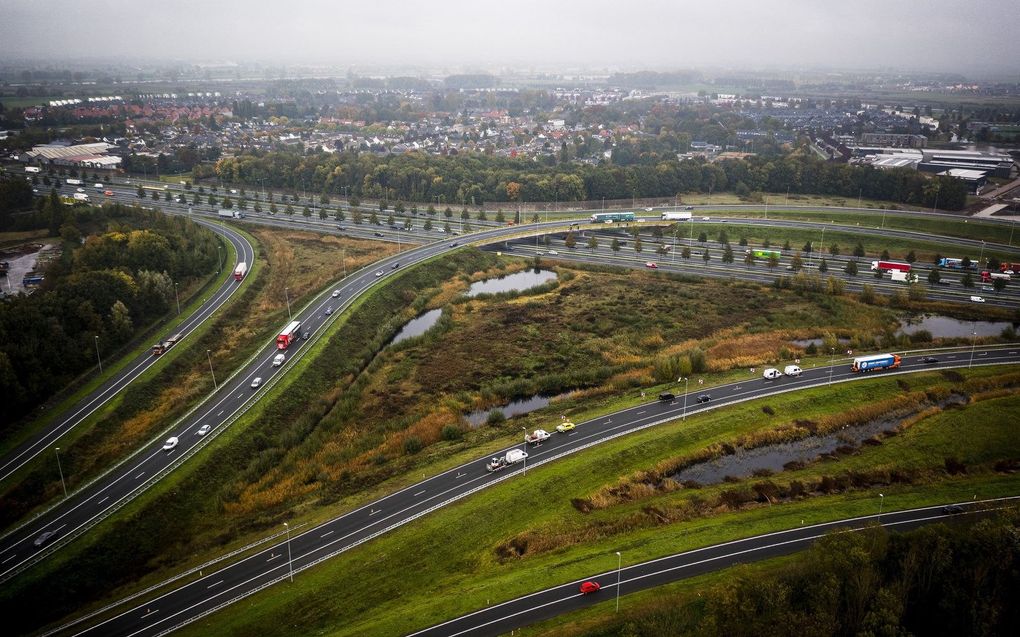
[2,0,1018,75]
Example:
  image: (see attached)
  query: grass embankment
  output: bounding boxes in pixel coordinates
[0,227,393,532]
[168,366,1020,637]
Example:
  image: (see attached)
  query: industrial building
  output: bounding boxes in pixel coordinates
[20,142,122,170]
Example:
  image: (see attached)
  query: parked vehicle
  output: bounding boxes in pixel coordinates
[851,353,901,372]
[783,365,802,376]
[524,429,551,445]
[486,449,528,472]
[556,421,576,433]
[276,320,302,349]
[273,353,286,366]
[233,261,248,281]
[763,368,782,380]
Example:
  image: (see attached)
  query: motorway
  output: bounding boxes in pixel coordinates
[49,346,1020,636]
[409,497,1019,637]
[0,221,253,485]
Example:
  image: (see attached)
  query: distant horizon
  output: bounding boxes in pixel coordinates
[1,0,1018,78]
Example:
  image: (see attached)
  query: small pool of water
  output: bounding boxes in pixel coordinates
[466,269,557,296]
[465,394,560,427]
[897,314,1015,339]
[390,309,443,345]
[790,337,852,348]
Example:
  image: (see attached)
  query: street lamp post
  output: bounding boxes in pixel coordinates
[217,245,222,274]
[174,281,180,316]
[521,427,527,477]
[94,335,103,373]
[970,331,978,368]
[978,241,986,269]
[284,522,294,582]
[681,376,689,421]
[284,287,292,320]
[828,347,835,385]
[342,249,347,279]
[207,349,218,390]
[615,551,622,612]
[878,493,884,519]
[55,447,67,498]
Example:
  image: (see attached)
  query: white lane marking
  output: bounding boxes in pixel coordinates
[320,530,334,538]
[134,471,145,480]
[414,490,426,497]
[142,609,159,617]
[236,393,243,399]
[206,580,223,589]
[948,355,957,358]
[266,554,280,562]
[1,554,16,564]
[369,509,380,516]
[216,410,224,417]
[636,410,646,415]
[98,496,109,505]
[568,432,576,436]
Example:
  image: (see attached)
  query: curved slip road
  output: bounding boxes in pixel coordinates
[48,347,1020,636]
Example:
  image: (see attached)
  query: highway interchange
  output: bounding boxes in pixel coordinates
[4,169,1020,635]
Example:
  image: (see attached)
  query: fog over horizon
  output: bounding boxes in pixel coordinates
[2,0,1019,77]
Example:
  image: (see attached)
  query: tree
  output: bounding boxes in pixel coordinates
[423,217,433,230]
[845,260,858,276]
[285,204,294,215]
[802,241,813,255]
[928,268,941,286]
[906,250,916,263]
[698,231,708,243]
[634,237,643,252]
[319,208,328,220]
[829,243,840,256]
[427,204,436,216]
[853,242,866,258]
[819,258,828,273]
[109,299,133,341]
[270,202,278,214]
[722,244,735,263]
[222,196,233,209]
[387,213,395,226]
[151,190,160,200]
[495,209,505,223]
[657,243,669,257]
[531,213,540,223]
[443,221,452,233]
[767,254,779,271]
[961,256,972,269]
[587,236,598,252]
[370,211,380,225]
[477,208,487,221]
[993,278,1008,294]
[961,272,974,288]
[790,253,803,271]
[254,202,262,213]
[379,200,388,212]
[739,236,748,246]
[164,190,172,202]
[880,249,890,260]
[208,194,217,206]
[238,198,248,211]
[783,239,792,251]
[744,251,755,268]
[349,196,360,208]
[702,249,710,263]
[565,232,576,249]
[860,283,876,303]
[718,230,729,245]
[611,238,621,253]
[137,186,145,198]
[681,247,691,260]
[403,217,411,230]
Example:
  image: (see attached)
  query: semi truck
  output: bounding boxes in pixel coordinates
[981,270,1010,282]
[66,178,83,185]
[276,320,302,349]
[938,257,974,269]
[486,449,528,472]
[661,211,692,221]
[524,429,551,445]
[25,166,41,173]
[233,262,248,281]
[590,212,636,223]
[870,260,911,273]
[218,210,245,219]
[999,263,1020,274]
[747,249,782,260]
[851,353,901,373]
[73,192,90,203]
[151,332,184,356]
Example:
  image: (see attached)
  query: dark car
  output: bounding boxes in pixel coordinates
[33,529,59,549]
[450,242,459,247]
[325,306,334,316]
[921,356,939,363]
[301,331,310,340]
[392,262,400,270]
[579,581,601,594]
[336,225,346,231]
[373,231,384,237]
[658,392,675,402]
[697,394,711,403]
[942,504,964,515]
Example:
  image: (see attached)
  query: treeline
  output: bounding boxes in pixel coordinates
[212,150,968,210]
[0,200,221,426]
[587,514,1020,637]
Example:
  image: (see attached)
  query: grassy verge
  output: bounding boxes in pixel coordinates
[167,367,1020,637]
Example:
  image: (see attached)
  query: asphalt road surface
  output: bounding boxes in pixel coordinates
[0,221,253,485]
[51,347,1020,636]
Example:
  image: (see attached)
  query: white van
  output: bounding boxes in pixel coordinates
[273,353,285,366]
[763,368,782,380]
[783,365,803,377]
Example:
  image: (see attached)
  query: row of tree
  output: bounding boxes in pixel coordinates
[211,149,968,210]
[0,198,221,426]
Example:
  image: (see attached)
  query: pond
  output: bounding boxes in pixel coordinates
[390,309,443,345]
[465,393,566,427]
[897,314,1015,339]
[790,337,852,348]
[466,269,557,296]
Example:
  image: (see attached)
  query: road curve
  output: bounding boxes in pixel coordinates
[48,347,1020,637]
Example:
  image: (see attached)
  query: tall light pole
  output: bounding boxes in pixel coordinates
[615,551,622,612]
[94,335,103,373]
[217,244,222,274]
[978,240,986,269]
[828,347,836,385]
[55,447,67,498]
[342,249,347,279]
[878,493,884,519]
[681,377,689,421]
[207,349,218,390]
[522,427,528,477]
[174,281,180,316]
[284,522,294,582]
[284,287,292,320]
[970,331,978,368]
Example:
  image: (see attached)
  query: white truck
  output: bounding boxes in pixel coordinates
[218,209,244,219]
[486,449,528,472]
[661,211,692,221]
[524,429,551,445]
[72,192,90,203]
[66,178,83,185]
[25,166,41,173]
[783,365,803,377]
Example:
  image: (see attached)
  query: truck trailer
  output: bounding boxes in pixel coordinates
[661,211,692,221]
[524,429,551,445]
[217,210,244,219]
[870,260,911,273]
[233,262,248,281]
[152,332,184,356]
[851,353,901,373]
[276,320,302,349]
[981,271,1010,282]
[486,449,528,472]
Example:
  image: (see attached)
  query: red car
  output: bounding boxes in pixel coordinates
[645,262,658,269]
[579,580,601,594]
[104,190,114,196]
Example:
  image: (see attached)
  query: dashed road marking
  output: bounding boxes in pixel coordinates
[135,471,145,480]
[206,580,223,589]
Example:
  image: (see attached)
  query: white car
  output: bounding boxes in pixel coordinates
[375,270,383,277]
[197,424,211,436]
[763,368,782,380]
[702,216,711,221]
[548,250,559,255]
[331,289,341,298]
[162,436,179,451]
[644,207,654,212]
[251,377,262,388]
[970,296,986,303]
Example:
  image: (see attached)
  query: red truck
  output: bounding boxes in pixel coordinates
[233,261,248,281]
[276,320,302,349]
[981,271,1010,283]
[999,263,1020,274]
[870,260,911,272]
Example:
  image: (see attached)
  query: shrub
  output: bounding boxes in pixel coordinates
[441,425,462,441]
[403,435,424,455]
[486,410,506,427]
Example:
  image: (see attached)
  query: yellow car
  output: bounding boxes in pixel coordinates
[555,421,576,433]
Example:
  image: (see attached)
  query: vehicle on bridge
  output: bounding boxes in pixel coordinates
[590,211,636,223]
[851,353,901,372]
